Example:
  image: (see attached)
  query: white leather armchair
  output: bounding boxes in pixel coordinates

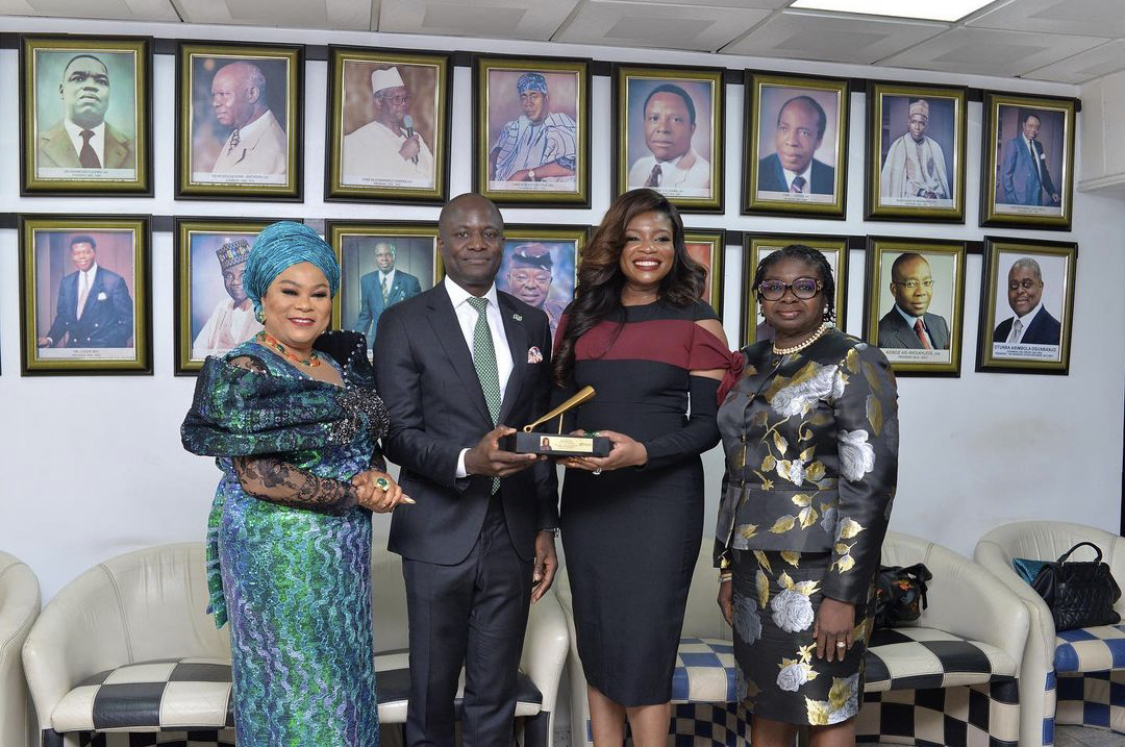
[1,550,41,747]
[22,543,230,747]
[976,521,1125,746]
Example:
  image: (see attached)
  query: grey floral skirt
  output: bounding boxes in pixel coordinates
[730,549,876,726]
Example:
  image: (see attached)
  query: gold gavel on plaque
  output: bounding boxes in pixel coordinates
[521,386,596,434]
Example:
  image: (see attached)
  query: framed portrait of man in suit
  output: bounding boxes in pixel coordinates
[614,64,724,213]
[328,222,440,354]
[976,238,1077,375]
[492,225,586,341]
[173,217,278,375]
[684,229,726,318]
[866,81,967,223]
[744,72,848,219]
[326,47,452,205]
[474,55,591,207]
[741,234,849,348]
[176,42,303,200]
[981,92,1075,230]
[20,35,152,196]
[19,216,151,376]
[863,237,966,376]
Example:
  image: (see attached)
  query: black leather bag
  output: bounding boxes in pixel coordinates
[874,563,932,629]
[1030,541,1122,631]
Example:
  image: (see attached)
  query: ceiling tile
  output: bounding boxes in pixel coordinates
[379,0,580,41]
[622,0,787,7]
[0,0,179,21]
[554,0,773,52]
[722,9,948,65]
[175,0,371,29]
[879,27,1107,76]
[1022,39,1125,83]
[968,0,1125,38]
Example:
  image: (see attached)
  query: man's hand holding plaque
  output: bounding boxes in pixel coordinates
[467,425,542,477]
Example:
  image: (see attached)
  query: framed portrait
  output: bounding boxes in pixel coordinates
[173,218,278,375]
[326,47,452,204]
[980,92,1076,230]
[744,72,848,218]
[176,42,303,200]
[474,55,591,207]
[491,225,586,340]
[20,35,152,196]
[865,81,967,223]
[741,234,849,348]
[19,215,151,376]
[614,64,724,213]
[863,237,966,377]
[976,237,1076,374]
[328,222,441,352]
[684,229,726,317]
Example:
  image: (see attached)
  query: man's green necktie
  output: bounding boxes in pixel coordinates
[467,296,502,493]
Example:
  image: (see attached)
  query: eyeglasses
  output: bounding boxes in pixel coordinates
[893,279,933,291]
[375,94,412,105]
[1009,279,1040,291]
[757,277,821,300]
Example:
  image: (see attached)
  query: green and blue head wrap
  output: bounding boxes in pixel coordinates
[243,221,340,318]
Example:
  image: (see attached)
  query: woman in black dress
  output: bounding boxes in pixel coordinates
[715,245,899,747]
[553,189,736,746]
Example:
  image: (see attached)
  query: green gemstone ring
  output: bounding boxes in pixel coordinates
[374,477,391,491]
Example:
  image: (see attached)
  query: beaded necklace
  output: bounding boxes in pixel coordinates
[256,331,322,367]
[772,322,830,356]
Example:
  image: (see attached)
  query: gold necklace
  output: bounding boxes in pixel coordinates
[772,322,830,356]
[256,331,322,367]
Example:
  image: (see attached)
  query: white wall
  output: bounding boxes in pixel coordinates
[1,16,1122,604]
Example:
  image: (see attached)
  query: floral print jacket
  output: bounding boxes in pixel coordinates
[715,329,899,604]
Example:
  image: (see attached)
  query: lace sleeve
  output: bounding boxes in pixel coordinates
[233,455,359,515]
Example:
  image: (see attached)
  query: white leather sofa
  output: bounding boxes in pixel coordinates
[22,542,569,747]
[558,531,1028,747]
[1,550,41,747]
[976,521,1125,746]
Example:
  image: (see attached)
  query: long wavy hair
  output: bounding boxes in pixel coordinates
[553,189,705,386]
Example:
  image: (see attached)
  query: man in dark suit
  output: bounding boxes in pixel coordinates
[353,240,423,347]
[877,252,950,350]
[372,193,559,747]
[37,235,133,348]
[1000,110,1059,207]
[993,256,1061,345]
[757,95,835,196]
[37,54,135,170]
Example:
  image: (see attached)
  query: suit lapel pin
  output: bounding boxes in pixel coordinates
[512,313,523,322]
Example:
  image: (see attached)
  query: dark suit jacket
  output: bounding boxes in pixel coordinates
[37,121,135,169]
[993,308,1061,346]
[354,269,423,347]
[757,152,834,195]
[373,284,559,565]
[1001,136,1057,206]
[877,307,950,350]
[44,266,133,348]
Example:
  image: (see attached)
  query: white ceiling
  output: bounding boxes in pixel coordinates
[2,0,1122,83]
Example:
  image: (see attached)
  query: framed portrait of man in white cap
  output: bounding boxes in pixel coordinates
[326,47,452,204]
[866,81,967,223]
[174,217,278,374]
[474,55,591,207]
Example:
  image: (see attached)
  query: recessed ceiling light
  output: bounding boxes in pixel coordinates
[789,0,995,23]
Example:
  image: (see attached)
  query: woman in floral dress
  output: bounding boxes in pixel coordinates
[714,244,899,747]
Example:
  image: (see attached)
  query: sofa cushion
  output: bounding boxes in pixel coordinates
[1054,623,1125,672]
[865,627,1018,693]
[52,652,543,733]
[671,638,737,703]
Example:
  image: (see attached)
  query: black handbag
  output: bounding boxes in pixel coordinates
[1029,541,1122,631]
[874,563,931,629]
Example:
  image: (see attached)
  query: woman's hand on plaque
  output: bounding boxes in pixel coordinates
[562,429,648,472]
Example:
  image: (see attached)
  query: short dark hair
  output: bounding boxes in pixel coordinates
[643,83,696,126]
[62,54,108,79]
[70,235,97,251]
[777,96,827,140]
[752,244,836,324]
[1019,109,1042,126]
[890,252,928,283]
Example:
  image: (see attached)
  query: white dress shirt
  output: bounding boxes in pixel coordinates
[783,161,813,193]
[895,304,934,348]
[445,276,514,478]
[64,119,105,167]
[1006,302,1043,344]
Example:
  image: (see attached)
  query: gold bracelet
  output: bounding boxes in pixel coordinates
[719,572,732,583]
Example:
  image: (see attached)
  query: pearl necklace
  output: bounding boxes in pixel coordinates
[772,322,830,356]
[256,331,322,367]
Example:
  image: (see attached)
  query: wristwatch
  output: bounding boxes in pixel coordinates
[528,168,538,182]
